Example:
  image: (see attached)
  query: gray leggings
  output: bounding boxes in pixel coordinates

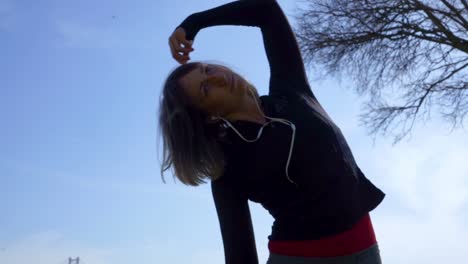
[266,244,382,264]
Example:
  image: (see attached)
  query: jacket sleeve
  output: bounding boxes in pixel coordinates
[211,172,258,264]
[177,0,316,99]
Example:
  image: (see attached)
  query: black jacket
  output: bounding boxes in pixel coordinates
[178,1,385,263]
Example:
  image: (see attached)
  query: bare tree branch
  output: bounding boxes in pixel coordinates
[439,0,468,29]
[295,0,468,142]
[462,0,468,10]
[412,0,468,53]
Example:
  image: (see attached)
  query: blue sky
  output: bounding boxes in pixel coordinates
[1,0,467,263]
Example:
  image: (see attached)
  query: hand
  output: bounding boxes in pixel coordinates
[168,27,194,64]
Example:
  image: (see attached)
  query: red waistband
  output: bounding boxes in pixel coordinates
[268,213,377,257]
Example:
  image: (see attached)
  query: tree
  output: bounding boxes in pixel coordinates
[294,0,468,142]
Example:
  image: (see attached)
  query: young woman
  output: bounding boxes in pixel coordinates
[160,0,385,263]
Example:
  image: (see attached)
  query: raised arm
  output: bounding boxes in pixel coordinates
[211,175,258,264]
[177,0,315,98]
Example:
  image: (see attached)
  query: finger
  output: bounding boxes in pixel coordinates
[169,37,186,62]
[177,51,190,62]
[181,55,190,63]
[176,52,190,63]
[179,58,188,65]
[180,54,191,64]
[175,48,191,62]
[171,38,193,59]
[168,37,179,60]
[177,37,194,51]
[182,39,193,49]
[175,46,194,53]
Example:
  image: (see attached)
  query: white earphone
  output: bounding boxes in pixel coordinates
[214,87,298,187]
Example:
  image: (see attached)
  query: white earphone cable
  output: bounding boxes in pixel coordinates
[216,87,298,187]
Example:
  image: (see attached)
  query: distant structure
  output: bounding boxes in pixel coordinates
[68,257,80,264]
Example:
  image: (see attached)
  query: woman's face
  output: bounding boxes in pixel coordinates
[179,63,251,117]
